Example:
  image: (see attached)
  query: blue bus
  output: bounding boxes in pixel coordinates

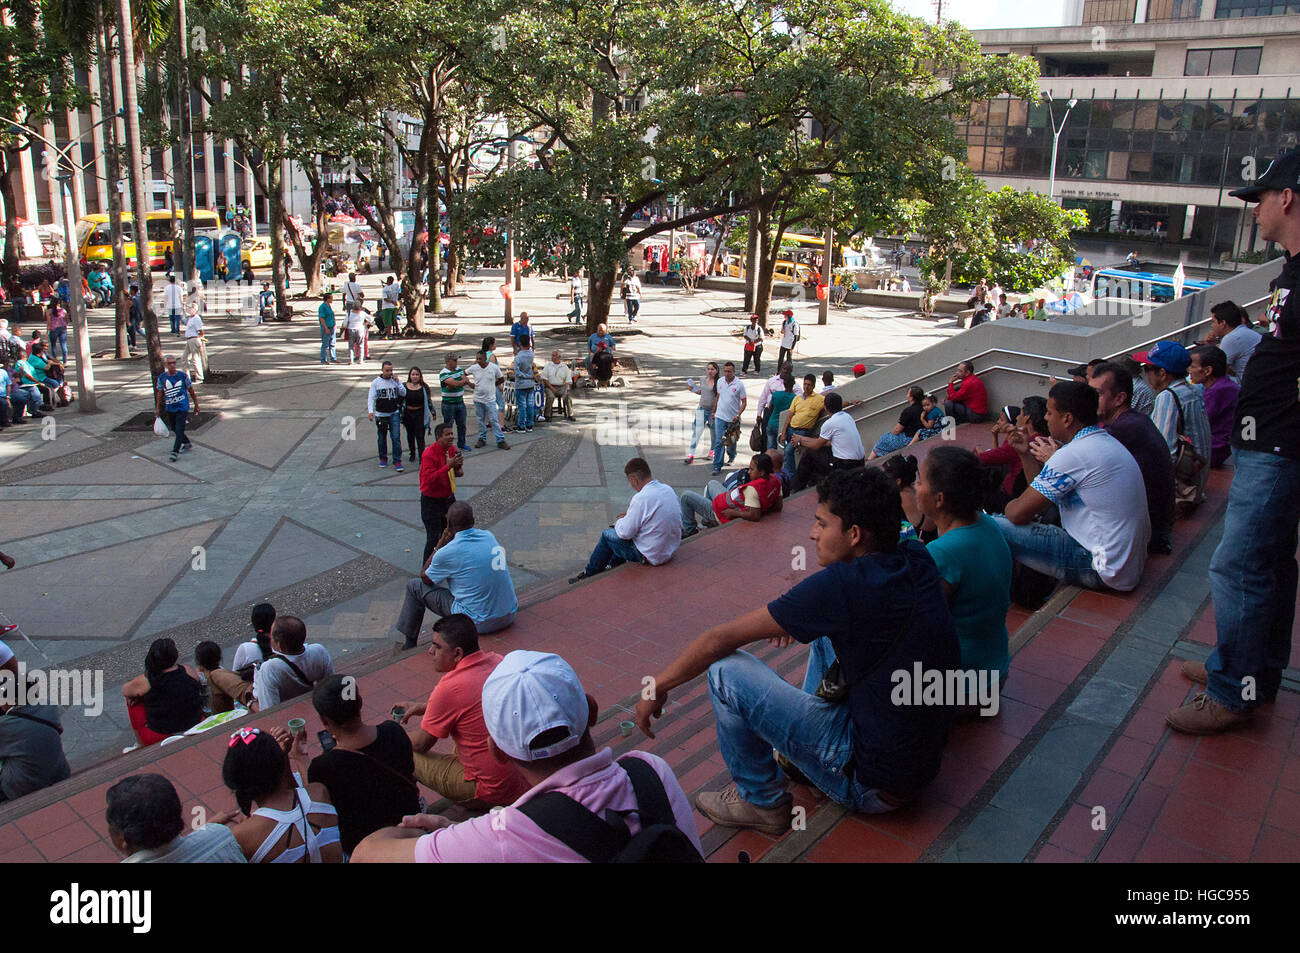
[1090,268,1216,306]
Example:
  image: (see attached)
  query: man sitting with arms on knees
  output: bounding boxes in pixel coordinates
[994,381,1150,591]
[680,452,784,538]
[394,501,518,649]
[353,650,702,862]
[570,457,680,582]
[790,392,866,491]
[636,469,960,834]
[394,614,526,811]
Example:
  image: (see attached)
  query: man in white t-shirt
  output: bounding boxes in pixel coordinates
[568,272,584,324]
[342,272,365,313]
[710,362,748,475]
[789,392,865,490]
[570,458,680,582]
[621,272,642,323]
[163,274,185,336]
[994,380,1150,591]
[184,312,208,384]
[777,310,799,368]
[540,349,575,422]
[466,350,509,449]
[344,305,366,365]
[250,617,333,711]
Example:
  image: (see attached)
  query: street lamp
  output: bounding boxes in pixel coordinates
[10,109,126,414]
[1043,91,1078,202]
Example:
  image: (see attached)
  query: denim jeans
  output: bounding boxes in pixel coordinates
[688,406,712,456]
[474,400,505,443]
[1206,449,1300,711]
[319,328,336,363]
[170,410,189,454]
[569,296,584,323]
[441,400,467,448]
[991,515,1104,589]
[681,480,726,535]
[706,649,903,813]
[781,427,815,484]
[944,400,980,424]
[515,382,535,429]
[395,577,516,648]
[48,326,68,363]
[376,411,402,463]
[169,310,182,335]
[584,528,645,575]
[11,386,40,417]
[711,415,737,473]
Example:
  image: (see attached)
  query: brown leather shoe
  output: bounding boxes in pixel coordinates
[1182,659,1207,685]
[1166,692,1252,735]
[695,783,792,837]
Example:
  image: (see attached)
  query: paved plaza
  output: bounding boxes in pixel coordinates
[0,270,960,766]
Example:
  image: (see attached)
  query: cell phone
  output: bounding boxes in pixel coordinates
[1003,405,1021,424]
[317,730,336,752]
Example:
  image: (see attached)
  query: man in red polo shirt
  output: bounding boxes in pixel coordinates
[679,453,784,538]
[397,614,526,809]
[944,360,988,424]
[419,422,462,564]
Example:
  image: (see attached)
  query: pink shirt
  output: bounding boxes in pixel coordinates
[413,748,702,863]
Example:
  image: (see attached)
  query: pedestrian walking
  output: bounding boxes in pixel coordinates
[568,271,584,324]
[156,356,197,462]
[184,309,208,385]
[164,274,184,336]
[621,271,642,323]
[741,313,764,375]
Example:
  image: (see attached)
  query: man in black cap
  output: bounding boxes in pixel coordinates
[1169,151,1300,735]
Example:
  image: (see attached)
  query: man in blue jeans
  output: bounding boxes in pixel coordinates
[1169,150,1300,735]
[634,468,959,835]
[156,356,198,462]
[711,361,747,475]
[570,458,680,583]
[993,381,1150,593]
[367,361,407,471]
[513,344,537,432]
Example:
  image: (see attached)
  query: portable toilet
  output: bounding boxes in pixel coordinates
[192,235,215,282]
[220,232,242,282]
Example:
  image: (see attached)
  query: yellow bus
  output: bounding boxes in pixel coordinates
[75,209,222,270]
[724,233,884,283]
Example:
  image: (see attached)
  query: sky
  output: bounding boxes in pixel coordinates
[889,0,1070,29]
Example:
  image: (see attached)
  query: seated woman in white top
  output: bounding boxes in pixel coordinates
[221,726,342,863]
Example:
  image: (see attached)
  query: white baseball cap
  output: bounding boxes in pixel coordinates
[481,651,589,762]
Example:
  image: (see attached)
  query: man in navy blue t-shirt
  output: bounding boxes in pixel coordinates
[156,356,198,462]
[634,468,960,836]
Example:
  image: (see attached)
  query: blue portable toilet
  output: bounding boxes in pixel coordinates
[193,235,215,283]
[220,232,242,282]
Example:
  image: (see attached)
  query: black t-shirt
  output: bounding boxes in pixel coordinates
[404,385,426,414]
[767,541,960,797]
[1234,253,1300,460]
[898,402,924,438]
[1104,409,1176,538]
[307,721,420,854]
[142,668,203,735]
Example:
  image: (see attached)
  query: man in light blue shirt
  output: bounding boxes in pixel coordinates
[394,502,517,648]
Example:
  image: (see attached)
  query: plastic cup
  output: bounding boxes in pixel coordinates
[287,718,306,735]
[620,720,636,737]
[391,705,406,722]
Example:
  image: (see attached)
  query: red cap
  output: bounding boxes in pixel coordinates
[853,363,866,376]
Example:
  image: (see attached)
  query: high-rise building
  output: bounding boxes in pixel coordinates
[962,1,1299,260]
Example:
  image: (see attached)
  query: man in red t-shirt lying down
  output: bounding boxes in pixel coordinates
[679,453,784,538]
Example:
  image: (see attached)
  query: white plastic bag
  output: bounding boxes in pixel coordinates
[153,416,169,437]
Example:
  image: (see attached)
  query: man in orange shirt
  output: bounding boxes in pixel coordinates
[397,614,527,810]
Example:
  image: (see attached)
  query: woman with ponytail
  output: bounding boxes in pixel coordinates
[121,638,204,746]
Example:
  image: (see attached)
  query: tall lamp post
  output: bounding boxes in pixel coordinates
[1044,91,1078,202]
[13,110,126,413]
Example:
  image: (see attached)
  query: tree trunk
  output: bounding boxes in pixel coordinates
[269,160,286,321]
[584,270,616,333]
[441,165,459,295]
[744,211,760,312]
[752,202,779,326]
[0,149,20,286]
[118,0,162,389]
[97,10,130,358]
[281,162,328,297]
[174,0,196,280]
[425,170,441,314]
[705,219,729,279]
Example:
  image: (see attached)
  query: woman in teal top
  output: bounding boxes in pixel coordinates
[765,371,797,449]
[915,446,1012,682]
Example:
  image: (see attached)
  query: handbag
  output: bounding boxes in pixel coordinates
[815,554,919,702]
[1168,389,1206,503]
[749,420,767,453]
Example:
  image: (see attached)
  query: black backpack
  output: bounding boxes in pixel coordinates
[516,756,704,863]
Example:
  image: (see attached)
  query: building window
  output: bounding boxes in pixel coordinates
[1184,47,1262,76]
[1082,0,1137,23]
[1215,0,1300,15]
[1146,0,1202,17]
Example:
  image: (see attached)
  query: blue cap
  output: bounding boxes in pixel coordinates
[1132,341,1191,374]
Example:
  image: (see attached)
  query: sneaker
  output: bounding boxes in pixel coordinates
[536,415,546,422]
[475,438,487,448]
[695,784,793,837]
[497,441,510,450]
[525,426,533,433]
[379,460,387,468]
[565,415,577,422]
[169,452,179,461]
[707,450,714,459]
[568,570,592,585]
[395,463,404,473]
[0,624,18,636]
[180,443,193,453]
[684,455,694,464]
[1166,692,1253,735]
